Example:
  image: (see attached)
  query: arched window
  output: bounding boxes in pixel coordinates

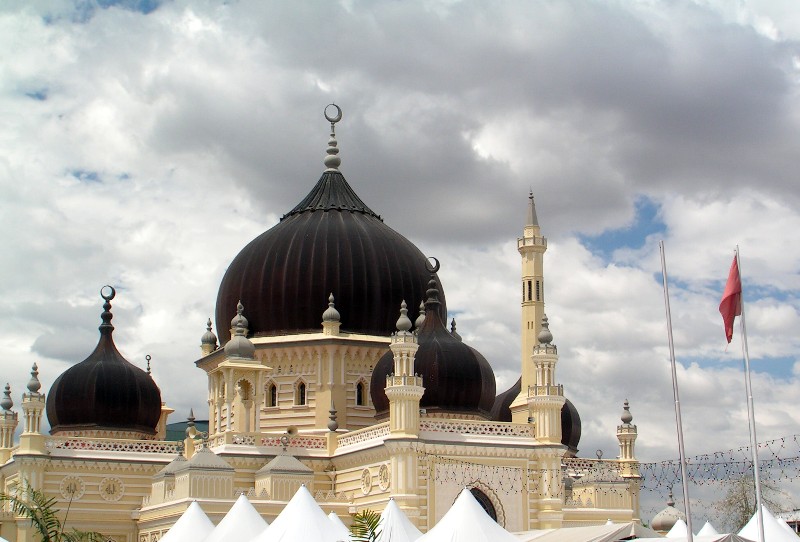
[266,382,278,407]
[295,382,306,405]
[356,381,366,406]
[470,488,498,522]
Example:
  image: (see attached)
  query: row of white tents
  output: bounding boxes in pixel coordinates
[159,485,799,542]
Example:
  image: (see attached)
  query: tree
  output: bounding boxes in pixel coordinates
[713,473,784,533]
[0,485,104,542]
[350,509,382,542]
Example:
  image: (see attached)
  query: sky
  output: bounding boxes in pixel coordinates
[2,0,800,525]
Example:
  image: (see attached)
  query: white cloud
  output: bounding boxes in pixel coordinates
[2,0,800,520]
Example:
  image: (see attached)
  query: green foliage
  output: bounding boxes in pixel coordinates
[350,508,382,542]
[0,485,104,542]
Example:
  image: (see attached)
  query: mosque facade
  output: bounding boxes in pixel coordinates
[0,108,641,542]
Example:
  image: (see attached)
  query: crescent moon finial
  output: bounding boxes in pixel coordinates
[425,257,440,274]
[101,285,116,301]
[324,103,342,124]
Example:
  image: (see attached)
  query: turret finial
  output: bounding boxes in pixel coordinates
[450,318,462,341]
[415,300,426,329]
[322,293,341,322]
[201,318,218,349]
[27,363,41,393]
[146,354,152,375]
[621,399,633,424]
[396,300,412,332]
[324,104,343,171]
[1,384,12,411]
[527,190,539,227]
[537,314,553,345]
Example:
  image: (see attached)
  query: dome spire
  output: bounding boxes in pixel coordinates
[415,300,426,329]
[99,285,116,335]
[27,363,41,393]
[450,318,462,341]
[322,293,341,323]
[396,300,412,332]
[324,104,342,172]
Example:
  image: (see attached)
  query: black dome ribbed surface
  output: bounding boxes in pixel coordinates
[215,171,446,339]
[371,281,495,418]
[46,317,162,435]
[561,397,582,454]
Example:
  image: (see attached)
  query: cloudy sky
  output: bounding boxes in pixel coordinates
[2,0,800,523]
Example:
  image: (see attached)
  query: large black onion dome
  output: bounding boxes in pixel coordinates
[372,275,495,418]
[216,170,446,339]
[488,377,581,454]
[46,287,162,436]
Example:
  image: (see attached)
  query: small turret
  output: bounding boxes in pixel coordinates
[322,293,341,336]
[201,318,218,356]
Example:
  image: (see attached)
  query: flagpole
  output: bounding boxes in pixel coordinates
[659,240,694,542]
[735,246,765,542]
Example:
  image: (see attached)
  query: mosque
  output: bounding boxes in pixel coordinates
[0,107,642,542]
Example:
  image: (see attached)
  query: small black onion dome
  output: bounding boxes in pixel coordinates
[372,274,495,418]
[488,377,582,454]
[215,170,446,339]
[46,287,162,436]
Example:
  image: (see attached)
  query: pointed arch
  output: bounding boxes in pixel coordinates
[294,379,307,406]
[265,380,278,408]
[355,378,368,407]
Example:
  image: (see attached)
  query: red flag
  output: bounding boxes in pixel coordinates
[719,255,742,343]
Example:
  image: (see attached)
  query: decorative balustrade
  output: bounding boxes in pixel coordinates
[46,437,180,454]
[517,236,547,248]
[337,422,390,448]
[527,384,563,397]
[261,435,327,449]
[419,420,533,437]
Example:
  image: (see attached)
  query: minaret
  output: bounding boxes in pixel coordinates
[18,363,46,455]
[514,191,547,423]
[0,383,18,463]
[527,316,565,443]
[384,301,424,437]
[617,400,641,520]
[617,400,640,477]
[384,300,425,527]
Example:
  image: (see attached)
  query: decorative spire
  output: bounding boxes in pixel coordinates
[423,257,442,312]
[185,409,196,438]
[201,318,218,348]
[99,285,116,335]
[327,397,338,432]
[322,293,341,322]
[396,300,412,332]
[667,489,675,508]
[27,363,41,393]
[527,190,539,227]
[415,300,426,329]
[323,104,342,172]
[450,318,462,341]
[1,384,12,411]
[145,354,152,375]
[230,300,249,332]
[621,399,633,425]
[537,314,553,345]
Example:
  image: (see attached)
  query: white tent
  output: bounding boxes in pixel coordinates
[376,498,422,542]
[328,511,352,542]
[203,493,268,542]
[667,519,689,538]
[777,517,796,536]
[252,485,343,542]
[739,505,799,542]
[416,488,518,542]
[698,522,720,536]
[636,535,752,542]
[516,521,662,542]
[160,501,215,542]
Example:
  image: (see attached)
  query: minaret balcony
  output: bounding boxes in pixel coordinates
[527,384,564,397]
[518,236,547,249]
